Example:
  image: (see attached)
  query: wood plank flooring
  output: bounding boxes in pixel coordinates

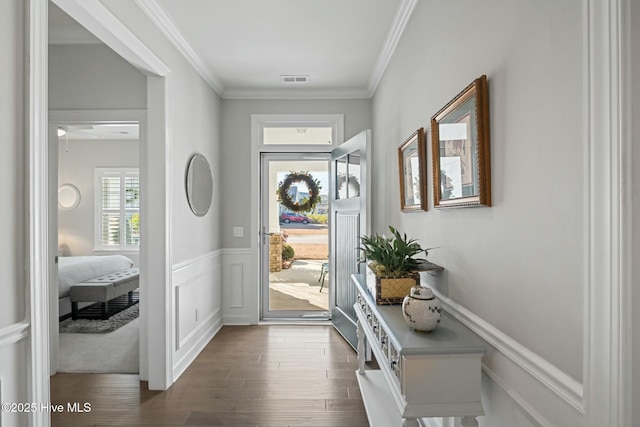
[50,325,370,427]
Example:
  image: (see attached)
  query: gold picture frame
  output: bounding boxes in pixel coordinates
[431,75,491,208]
[398,128,427,212]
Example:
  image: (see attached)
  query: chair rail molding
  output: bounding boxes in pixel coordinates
[433,289,584,426]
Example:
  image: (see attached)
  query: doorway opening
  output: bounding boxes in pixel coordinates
[54,122,141,374]
[261,155,330,319]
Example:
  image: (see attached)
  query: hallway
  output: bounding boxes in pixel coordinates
[50,325,369,426]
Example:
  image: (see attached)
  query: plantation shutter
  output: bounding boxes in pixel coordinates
[96,169,140,250]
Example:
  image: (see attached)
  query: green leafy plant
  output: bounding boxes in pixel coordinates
[282,244,295,261]
[360,226,429,277]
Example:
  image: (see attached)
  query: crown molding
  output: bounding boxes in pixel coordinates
[135,0,224,96]
[367,0,417,97]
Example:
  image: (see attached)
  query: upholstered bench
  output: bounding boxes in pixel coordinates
[70,268,139,320]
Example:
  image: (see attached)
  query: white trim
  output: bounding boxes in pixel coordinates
[222,248,253,256]
[134,0,224,96]
[172,249,223,272]
[42,0,174,392]
[432,290,584,413]
[0,322,30,348]
[172,311,222,380]
[583,0,630,425]
[27,1,51,426]
[619,1,633,424]
[93,168,141,252]
[367,0,417,97]
[251,115,344,323]
[52,0,170,76]
[253,113,344,152]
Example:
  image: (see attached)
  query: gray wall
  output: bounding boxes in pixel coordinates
[58,139,139,265]
[49,44,146,110]
[220,98,371,248]
[371,1,583,425]
[0,1,28,425]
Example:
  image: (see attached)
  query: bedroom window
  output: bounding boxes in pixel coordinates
[95,168,140,251]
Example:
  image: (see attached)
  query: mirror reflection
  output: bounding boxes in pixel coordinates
[186,153,213,216]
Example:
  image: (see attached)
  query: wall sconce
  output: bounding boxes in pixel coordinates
[58,184,81,210]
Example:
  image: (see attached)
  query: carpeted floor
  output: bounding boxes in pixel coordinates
[57,317,139,373]
[59,303,139,334]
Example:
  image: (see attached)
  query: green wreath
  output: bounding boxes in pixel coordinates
[277,171,322,213]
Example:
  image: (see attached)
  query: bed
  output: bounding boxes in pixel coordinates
[58,255,134,319]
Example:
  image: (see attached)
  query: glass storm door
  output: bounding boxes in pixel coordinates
[260,153,330,319]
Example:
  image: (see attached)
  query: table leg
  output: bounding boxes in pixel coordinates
[402,418,419,427]
[461,416,479,427]
[357,317,365,375]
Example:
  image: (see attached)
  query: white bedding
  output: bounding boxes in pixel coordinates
[58,255,134,298]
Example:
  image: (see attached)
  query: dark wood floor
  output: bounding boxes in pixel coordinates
[50,325,369,427]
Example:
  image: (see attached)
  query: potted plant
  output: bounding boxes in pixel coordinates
[360,226,431,304]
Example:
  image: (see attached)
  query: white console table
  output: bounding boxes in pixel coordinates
[352,274,486,427]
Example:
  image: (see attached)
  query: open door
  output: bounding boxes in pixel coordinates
[329,130,370,349]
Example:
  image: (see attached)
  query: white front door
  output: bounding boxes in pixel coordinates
[329,130,370,349]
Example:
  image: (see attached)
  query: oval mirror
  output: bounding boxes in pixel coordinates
[58,183,81,210]
[186,153,213,216]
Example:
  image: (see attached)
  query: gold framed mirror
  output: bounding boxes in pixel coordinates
[431,75,491,208]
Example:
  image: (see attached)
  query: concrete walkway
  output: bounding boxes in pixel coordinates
[269,259,329,311]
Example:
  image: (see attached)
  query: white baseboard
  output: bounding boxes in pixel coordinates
[222,314,253,325]
[172,312,222,381]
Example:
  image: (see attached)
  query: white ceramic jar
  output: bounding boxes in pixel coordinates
[402,285,442,332]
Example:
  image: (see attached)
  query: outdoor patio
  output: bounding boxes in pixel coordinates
[269,259,329,311]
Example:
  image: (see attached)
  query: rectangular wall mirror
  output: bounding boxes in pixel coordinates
[431,75,491,208]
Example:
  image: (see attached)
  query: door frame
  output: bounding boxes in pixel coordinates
[250,114,344,323]
[28,2,173,422]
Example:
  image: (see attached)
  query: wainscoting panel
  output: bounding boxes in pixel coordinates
[222,248,257,325]
[0,337,28,427]
[421,275,583,427]
[172,250,223,381]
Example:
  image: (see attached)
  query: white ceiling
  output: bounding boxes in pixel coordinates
[49,0,415,99]
[59,124,139,140]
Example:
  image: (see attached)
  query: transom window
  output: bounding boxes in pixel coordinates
[95,168,140,251]
[263,127,333,145]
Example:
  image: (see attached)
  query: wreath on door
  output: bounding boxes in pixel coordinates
[277,171,322,213]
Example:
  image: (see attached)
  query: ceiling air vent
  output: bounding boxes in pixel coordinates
[281,75,310,84]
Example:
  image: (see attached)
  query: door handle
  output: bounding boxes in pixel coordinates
[355,248,366,273]
[262,226,276,244]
